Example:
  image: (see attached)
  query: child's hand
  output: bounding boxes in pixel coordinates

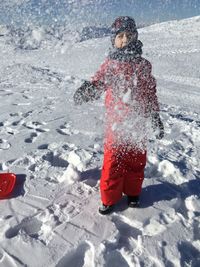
[151,113,164,140]
[73,81,89,105]
[73,81,101,105]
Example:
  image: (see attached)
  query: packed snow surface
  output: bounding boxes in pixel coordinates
[0,16,200,267]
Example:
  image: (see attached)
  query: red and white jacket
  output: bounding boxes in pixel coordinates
[91,56,159,147]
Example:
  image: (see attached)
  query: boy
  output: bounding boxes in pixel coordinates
[74,16,164,215]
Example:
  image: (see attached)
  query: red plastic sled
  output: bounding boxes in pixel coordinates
[0,173,16,199]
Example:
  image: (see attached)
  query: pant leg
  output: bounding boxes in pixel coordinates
[100,146,125,206]
[123,150,147,196]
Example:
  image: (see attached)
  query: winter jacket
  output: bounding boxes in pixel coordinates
[73,43,160,148]
[90,56,159,147]
[92,56,159,112]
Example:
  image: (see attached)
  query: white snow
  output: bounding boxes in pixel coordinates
[0,16,200,266]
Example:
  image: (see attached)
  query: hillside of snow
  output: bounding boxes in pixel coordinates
[0,23,111,51]
[0,16,200,267]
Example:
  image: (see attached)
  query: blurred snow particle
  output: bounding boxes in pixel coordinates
[32,28,44,43]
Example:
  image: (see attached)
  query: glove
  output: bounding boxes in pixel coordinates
[73,81,102,105]
[151,112,164,140]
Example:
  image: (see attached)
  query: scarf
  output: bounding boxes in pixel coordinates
[108,40,143,62]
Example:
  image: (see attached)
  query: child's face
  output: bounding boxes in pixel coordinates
[114,31,136,48]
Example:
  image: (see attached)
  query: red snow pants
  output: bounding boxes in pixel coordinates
[100,145,147,206]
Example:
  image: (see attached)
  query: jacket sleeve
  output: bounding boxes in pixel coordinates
[73,59,109,105]
[91,58,110,92]
[139,59,160,114]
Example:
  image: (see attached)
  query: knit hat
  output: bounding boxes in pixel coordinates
[111,16,137,35]
[110,16,138,46]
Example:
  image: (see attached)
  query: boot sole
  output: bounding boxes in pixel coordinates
[98,205,114,215]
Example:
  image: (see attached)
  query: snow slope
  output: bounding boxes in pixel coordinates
[0,16,200,267]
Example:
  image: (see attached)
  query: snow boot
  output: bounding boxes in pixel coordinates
[98,203,114,215]
[127,195,140,208]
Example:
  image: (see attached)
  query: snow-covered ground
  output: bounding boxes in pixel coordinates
[0,16,200,267]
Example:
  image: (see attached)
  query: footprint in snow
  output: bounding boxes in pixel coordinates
[100,215,144,266]
[0,89,13,96]
[38,143,49,150]
[56,241,95,267]
[143,209,178,237]
[143,219,167,237]
[24,121,49,132]
[0,139,11,150]
[5,204,68,244]
[184,195,200,220]
[5,127,19,135]
[9,112,21,117]
[22,110,33,118]
[22,94,32,100]
[24,132,38,143]
[24,124,49,143]
[36,128,49,133]
[35,204,68,244]
[5,217,42,239]
[106,215,143,256]
[0,118,24,133]
[24,121,44,129]
[57,123,79,136]
[12,119,24,126]
[42,151,68,168]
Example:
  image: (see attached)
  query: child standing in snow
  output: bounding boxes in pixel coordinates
[74,16,164,215]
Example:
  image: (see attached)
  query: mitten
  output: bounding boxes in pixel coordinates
[73,81,102,105]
